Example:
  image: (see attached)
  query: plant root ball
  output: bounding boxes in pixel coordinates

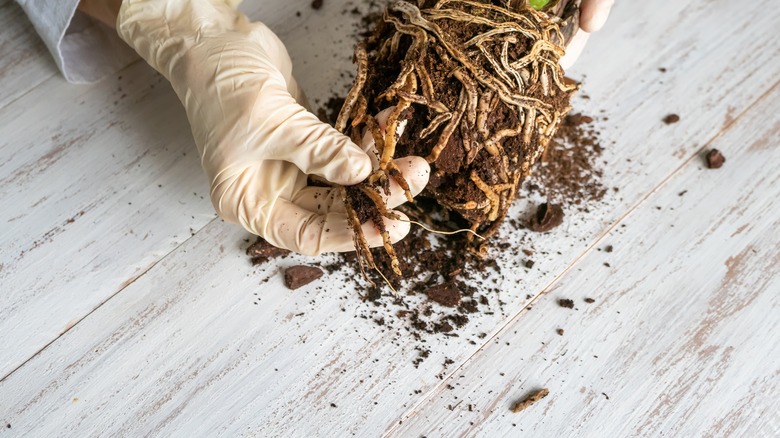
[340,0,580,238]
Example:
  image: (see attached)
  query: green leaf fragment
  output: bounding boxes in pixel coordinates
[529,0,552,10]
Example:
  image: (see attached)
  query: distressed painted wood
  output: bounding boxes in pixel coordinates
[1,0,779,436]
[0,0,376,378]
[391,81,780,438]
[0,0,59,109]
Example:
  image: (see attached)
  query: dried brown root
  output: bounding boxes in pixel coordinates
[333,0,578,284]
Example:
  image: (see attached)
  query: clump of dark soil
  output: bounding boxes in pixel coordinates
[247,237,290,265]
[334,0,582,277]
[246,1,610,364]
[529,202,565,232]
[706,149,725,169]
[284,265,324,290]
[663,114,680,124]
[558,298,574,309]
[525,112,607,207]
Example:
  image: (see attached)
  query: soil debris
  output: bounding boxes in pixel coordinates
[284,265,324,290]
[663,114,680,124]
[706,149,726,169]
[427,282,462,307]
[530,203,565,232]
[247,237,290,265]
[558,298,575,309]
[247,2,612,367]
[527,112,607,208]
[510,388,550,413]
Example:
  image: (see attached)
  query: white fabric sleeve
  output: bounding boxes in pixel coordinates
[16,0,139,83]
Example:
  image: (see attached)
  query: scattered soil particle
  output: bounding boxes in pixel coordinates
[247,237,290,265]
[556,328,564,336]
[330,402,337,407]
[311,0,323,10]
[525,260,535,269]
[584,298,595,304]
[427,282,462,307]
[706,149,726,169]
[528,112,607,208]
[530,203,565,232]
[602,392,610,400]
[510,388,550,413]
[558,299,575,309]
[663,114,680,124]
[284,265,324,290]
[247,5,611,367]
[604,245,613,253]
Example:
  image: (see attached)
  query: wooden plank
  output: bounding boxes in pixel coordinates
[390,82,780,437]
[0,62,218,377]
[0,0,59,109]
[0,0,379,378]
[1,0,780,436]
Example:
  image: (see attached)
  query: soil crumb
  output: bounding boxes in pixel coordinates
[284,265,324,290]
[558,298,575,309]
[663,114,680,124]
[706,149,726,169]
[247,237,290,265]
[427,282,462,307]
[530,203,565,232]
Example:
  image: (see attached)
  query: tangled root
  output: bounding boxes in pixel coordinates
[336,0,580,280]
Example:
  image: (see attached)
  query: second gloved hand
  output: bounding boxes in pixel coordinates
[116,0,430,255]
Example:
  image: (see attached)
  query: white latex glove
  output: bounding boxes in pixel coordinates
[560,0,615,69]
[116,0,430,256]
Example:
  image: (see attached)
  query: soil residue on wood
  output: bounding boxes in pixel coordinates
[246,1,611,365]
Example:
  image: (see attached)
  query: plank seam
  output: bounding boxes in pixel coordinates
[0,216,220,383]
[383,77,780,436]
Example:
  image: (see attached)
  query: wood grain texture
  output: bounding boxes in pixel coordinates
[1,0,779,436]
[391,83,780,437]
[0,0,384,380]
[0,0,58,109]
[0,63,217,377]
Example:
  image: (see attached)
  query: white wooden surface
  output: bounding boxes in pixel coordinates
[1,0,778,436]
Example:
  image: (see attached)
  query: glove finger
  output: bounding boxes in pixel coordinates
[262,107,373,186]
[325,210,412,253]
[560,29,590,70]
[291,155,431,214]
[579,0,615,33]
[262,199,411,256]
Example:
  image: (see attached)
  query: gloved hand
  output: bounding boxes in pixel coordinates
[116,0,430,256]
[560,0,615,69]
